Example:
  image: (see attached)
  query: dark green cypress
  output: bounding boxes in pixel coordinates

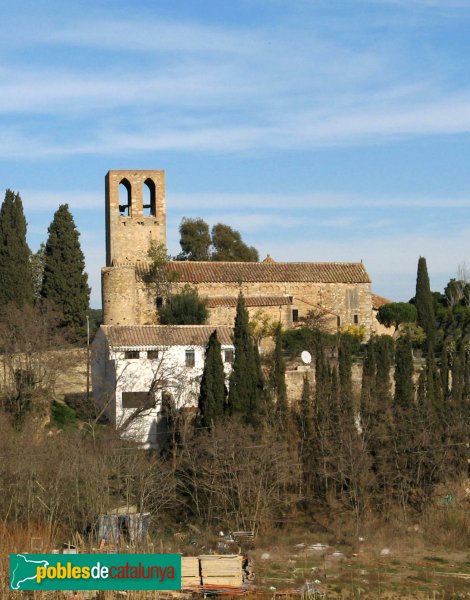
[299,375,312,441]
[394,334,414,411]
[40,204,90,342]
[375,335,393,404]
[392,334,416,505]
[338,335,354,421]
[0,189,33,307]
[360,337,376,427]
[415,257,436,352]
[227,293,259,425]
[198,330,226,429]
[272,323,288,423]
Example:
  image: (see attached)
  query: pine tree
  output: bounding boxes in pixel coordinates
[227,293,259,425]
[415,257,436,352]
[0,189,33,307]
[41,204,90,342]
[198,330,226,429]
[272,323,288,424]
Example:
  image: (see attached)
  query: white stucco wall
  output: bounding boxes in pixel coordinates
[91,332,233,448]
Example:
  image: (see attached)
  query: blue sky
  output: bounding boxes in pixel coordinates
[1,0,470,307]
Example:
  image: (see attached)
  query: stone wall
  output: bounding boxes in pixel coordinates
[105,170,166,266]
[102,264,374,336]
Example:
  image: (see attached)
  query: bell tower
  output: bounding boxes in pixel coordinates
[105,170,166,266]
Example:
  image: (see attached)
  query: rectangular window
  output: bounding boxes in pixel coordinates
[337,316,341,328]
[121,392,151,409]
[156,297,163,308]
[185,350,195,368]
[292,309,299,322]
[124,351,139,359]
[353,314,359,324]
[224,349,234,364]
[147,350,159,360]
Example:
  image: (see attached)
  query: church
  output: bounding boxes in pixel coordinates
[101,169,373,331]
[92,169,374,446]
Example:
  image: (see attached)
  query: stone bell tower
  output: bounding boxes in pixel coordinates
[105,170,166,266]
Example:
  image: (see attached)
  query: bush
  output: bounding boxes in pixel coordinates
[51,400,76,428]
[158,285,208,325]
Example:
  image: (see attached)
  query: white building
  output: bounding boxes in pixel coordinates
[91,325,234,448]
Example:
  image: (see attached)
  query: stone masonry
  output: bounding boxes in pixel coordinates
[101,169,374,336]
[105,170,166,266]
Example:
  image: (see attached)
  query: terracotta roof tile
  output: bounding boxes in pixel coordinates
[101,325,234,348]
[122,260,371,284]
[207,295,292,308]
[372,293,392,310]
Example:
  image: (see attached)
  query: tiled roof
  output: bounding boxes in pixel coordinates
[101,325,234,348]
[122,260,371,283]
[372,293,392,310]
[207,295,292,308]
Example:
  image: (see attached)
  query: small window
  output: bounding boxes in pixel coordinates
[147,350,159,360]
[122,392,151,409]
[124,351,139,359]
[337,316,341,328]
[224,349,234,364]
[156,296,164,308]
[292,309,299,323]
[353,314,359,324]
[185,350,195,368]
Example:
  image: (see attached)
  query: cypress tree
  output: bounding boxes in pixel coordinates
[392,334,415,506]
[272,323,288,424]
[198,330,226,429]
[299,375,315,499]
[299,375,312,442]
[394,334,414,411]
[360,336,376,431]
[415,257,436,352]
[338,334,354,422]
[41,204,90,342]
[227,293,259,425]
[375,335,393,404]
[0,189,33,307]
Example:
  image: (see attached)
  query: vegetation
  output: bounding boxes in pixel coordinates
[270,324,288,424]
[0,189,33,308]
[377,301,417,333]
[41,204,90,342]
[0,189,469,591]
[158,285,208,325]
[415,256,436,352]
[211,223,259,261]
[176,217,259,262]
[227,293,263,425]
[178,217,211,261]
[197,330,226,428]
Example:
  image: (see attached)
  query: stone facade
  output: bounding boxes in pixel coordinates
[103,261,373,335]
[101,169,374,336]
[105,170,166,266]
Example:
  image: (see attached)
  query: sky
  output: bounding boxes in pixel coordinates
[1,0,470,307]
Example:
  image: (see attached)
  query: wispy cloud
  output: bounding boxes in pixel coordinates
[5,9,468,155]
